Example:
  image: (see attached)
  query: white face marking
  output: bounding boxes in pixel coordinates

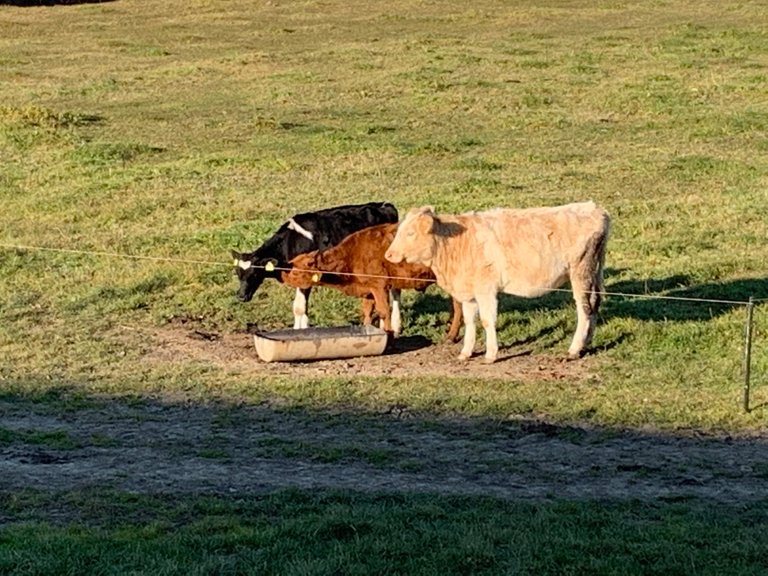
[237,260,252,270]
[287,218,314,241]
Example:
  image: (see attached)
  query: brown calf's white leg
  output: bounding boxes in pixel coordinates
[389,289,402,337]
[292,288,310,329]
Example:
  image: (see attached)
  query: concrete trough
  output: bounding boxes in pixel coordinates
[253,325,388,363]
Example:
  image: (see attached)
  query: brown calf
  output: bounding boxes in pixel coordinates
[282,223,461,340]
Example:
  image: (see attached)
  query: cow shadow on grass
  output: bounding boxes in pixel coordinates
[413,270,766,325]
[403,270,767,357]
[494,272,765,324]
[384,335,432,355]
[601,270,767,323]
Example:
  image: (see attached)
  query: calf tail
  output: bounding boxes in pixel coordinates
[588,216,610,313]
[568,211,609,357]
[590,240,605,313]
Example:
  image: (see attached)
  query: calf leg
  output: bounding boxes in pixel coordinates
[372,287,392,333]
[389,289,402,337]
[568,230,608,358]
[568,264,603,359]
[292,287,310,329]
[444,297,463,343]
[361,296,375,325]
[476,293,499,363]
[459,299,479,361]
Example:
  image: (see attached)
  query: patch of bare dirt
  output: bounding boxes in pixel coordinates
[141,324,593,383]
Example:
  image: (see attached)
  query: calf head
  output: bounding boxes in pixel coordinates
[385,206,437,265]
[284,252,323,289]
[230,250,277,302]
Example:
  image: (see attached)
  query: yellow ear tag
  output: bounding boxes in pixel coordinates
[265,262,275,272]
[233,259,239,266]
[312,273,320,282]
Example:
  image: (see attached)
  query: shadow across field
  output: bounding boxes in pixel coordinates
[1,386,767,504]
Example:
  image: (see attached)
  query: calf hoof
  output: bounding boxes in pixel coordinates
[458,352,472,361]
[384,330,398,343]
[444,329,462,343]
[483,356,497,364]
[566,349,586,361]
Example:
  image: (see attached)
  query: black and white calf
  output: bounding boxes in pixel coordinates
[231,202,398,328]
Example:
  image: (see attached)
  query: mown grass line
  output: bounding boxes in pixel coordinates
[1,489,767,576]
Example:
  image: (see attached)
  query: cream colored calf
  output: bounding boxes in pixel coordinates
[385,202,610,362]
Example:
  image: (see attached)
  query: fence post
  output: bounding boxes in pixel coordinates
[742,297,755,413]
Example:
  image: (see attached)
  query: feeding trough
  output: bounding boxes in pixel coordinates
[253,325,388,363]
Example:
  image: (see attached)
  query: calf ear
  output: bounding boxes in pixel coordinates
[262,257,278,272]
[417,211,435,234]
[409,205,434,216]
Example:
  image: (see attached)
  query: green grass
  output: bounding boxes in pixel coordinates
[2,0,768,572]
[0,427,81,450]
[0,0,763,429]
[2,490,768,576]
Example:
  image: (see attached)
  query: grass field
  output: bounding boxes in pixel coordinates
[2,0,768,573]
